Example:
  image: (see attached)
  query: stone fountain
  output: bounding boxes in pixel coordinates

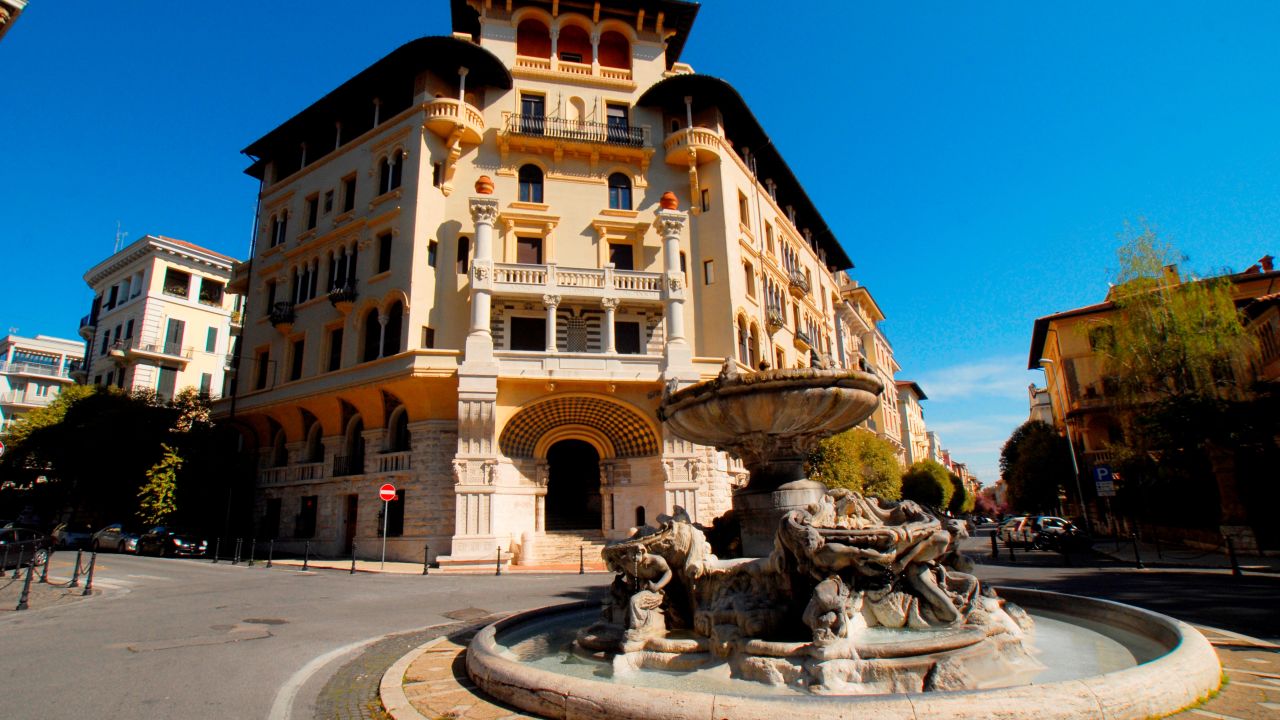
[464,365,1223,719]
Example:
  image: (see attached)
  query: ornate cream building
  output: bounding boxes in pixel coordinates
[218,0,893,567]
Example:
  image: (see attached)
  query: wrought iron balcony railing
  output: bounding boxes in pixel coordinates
[269,301,296,327]
[505,114,648,148]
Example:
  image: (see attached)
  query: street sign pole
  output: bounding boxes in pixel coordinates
[381,499,389,570]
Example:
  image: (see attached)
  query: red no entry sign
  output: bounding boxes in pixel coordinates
[378,483,397,502]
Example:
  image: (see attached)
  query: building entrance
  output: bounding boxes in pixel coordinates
[545,439,602,530]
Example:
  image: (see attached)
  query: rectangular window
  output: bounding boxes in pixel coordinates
[125,319,134,338]
[376,232,393,273]
[306,194,319,230]
[156,367,177,402]
[427,240,438,268]
[199,373,213,398]
[290,338,305,381]
[163,268,191,298]
[106,285,119,310]
[516,236,543,265]
[738,192,750,226]
[700,188,710,212]
[323,190,334,214]
[296,496,318,539]
[255,349,270,390]
[206,327,217,353]
[432,162,443,188]
[615,321,642,355]
[744,261,756,297]
[342,175,357,213]
[520,94,545,135]
[765,223,775,254]
[198,278,225,306]
[104,370,114,387]
[608,243,634,271]
[509,317,546,351]
[456,237,470,274]
[327,328,343,372]
[606,103,631,143]
[421,326,435,349]
[703,259,715,285]
[164,318,185,356]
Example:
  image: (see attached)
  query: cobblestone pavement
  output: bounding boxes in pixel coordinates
[397,629,537,720]
[0,563,94,614]
[315,619,496,720]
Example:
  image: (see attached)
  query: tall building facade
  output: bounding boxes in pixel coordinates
[895,380,929,464]
[0,334,83,432]
[219,0,884,566]
[81,235,241,401]
[837,276,905,461]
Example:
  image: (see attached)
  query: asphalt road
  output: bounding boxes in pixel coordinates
[0,536,1275,720]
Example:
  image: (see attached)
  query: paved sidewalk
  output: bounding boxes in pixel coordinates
[380,624,1280,720]
[268,557,610,575]
[1090,536,1280,574]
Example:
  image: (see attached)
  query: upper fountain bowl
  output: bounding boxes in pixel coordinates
[659,366,883,471]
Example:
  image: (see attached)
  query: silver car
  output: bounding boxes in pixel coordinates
[91,523,140,553]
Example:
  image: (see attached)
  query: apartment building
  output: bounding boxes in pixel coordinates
[81,235,242,401]
[0,334,83,432]
[837,275,905,462]
[0,0,27,43]
[895,380,929,465]
[219,0,889,566]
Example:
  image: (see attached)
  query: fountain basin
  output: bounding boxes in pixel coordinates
[466,588,1221,720]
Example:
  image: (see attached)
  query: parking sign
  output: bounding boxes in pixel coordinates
[1093,465,1116,497]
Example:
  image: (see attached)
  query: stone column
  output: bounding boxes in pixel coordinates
[590,31,600,73]
[601,298,618,354]
[377,313,388,358]
[654,196,694,380]
[543,295,560,352]
[465,188,500,365]
[457,66,468,104]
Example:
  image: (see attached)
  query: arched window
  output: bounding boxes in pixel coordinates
[518,164,543,203]
[607,172,632,210]
[378,157,391,195]
[271,429,288,467]
[386,408,411,452]
[515,19,551,58]
[737,317,750,365]
[389,151,402,191]
[361,308,381,362]
[344,416,365,474]
[598,30,630,69]
[557,24,590,63]
[382,301,404,357]
[305,423,324,463]
[749,325,760,368]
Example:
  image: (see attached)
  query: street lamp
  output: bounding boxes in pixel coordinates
[1038,359,1091,533]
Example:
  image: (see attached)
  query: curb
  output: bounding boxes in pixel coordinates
[379,635,444,720]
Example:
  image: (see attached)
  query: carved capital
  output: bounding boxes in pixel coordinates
[653,209,688,238]
[469,197,500,225]
[600,297,620,311]
[543,294,561,308]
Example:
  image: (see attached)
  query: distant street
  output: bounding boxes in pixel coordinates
[0,535,1275,720]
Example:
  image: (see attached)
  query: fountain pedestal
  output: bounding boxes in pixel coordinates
[735,479,828,557]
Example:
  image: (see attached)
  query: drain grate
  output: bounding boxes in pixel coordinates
[442,607,492,621]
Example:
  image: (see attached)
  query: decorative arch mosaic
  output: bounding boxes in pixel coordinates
[499,396,660,459]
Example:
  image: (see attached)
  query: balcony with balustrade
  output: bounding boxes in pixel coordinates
[512,55,634,88]
[662,126,723,167]
[423,97,485,145]
[487,263,663,304]
[499,113,653,166]
[0,361,75,381]
[108,338,194,367]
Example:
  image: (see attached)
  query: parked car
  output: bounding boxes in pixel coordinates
[0,527,54,569]
[91,523,140,553]
[998,516,1031,546]
[1000,515,1090,551]
[51,522,95,549]
[136,526,208,557]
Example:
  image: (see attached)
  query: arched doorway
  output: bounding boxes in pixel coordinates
[545,439,601,530]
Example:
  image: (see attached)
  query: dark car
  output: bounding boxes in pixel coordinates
[0,527,54,569]
[136,526,208,557]
[91,523,141,553]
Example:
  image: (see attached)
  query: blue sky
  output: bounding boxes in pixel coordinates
[4,1,1279,482]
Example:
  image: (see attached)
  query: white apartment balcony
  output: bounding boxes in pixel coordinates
[488,263,663,303]
[512,55,634,88]
[495,350,664,381]
[423,97,485,145]
[78,314,97,341]
[0,361,75,381]
[109,338,194,367]
[0,391,55,408]
[662,127,723,167]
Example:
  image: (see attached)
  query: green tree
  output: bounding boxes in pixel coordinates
[0,384,96,447]
[999,421,1072,514]
[900,460,953,510]
[808,429,902,500]
[138,444,182,525]
[948,473,974,514]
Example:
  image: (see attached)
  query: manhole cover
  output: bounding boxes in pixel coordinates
[243,617,289,625]
[442,607,492,621]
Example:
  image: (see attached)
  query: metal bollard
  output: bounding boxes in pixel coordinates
[579,545,585,575]
[495,546,502,576]
[248,538,257,567]
[302,540,310,571]
[69,549,83,588]
[350,542,358,574]
[1130,533,1145,569]
[16,560,35,611]
[990,533,999,561]
[233,537,243,565]
[12,545,24,578]
[2,544,9,575]
[82,553,97,596]
[266,539,274,569]
[39,549,53,584]
[422,543,430,576]
[1008,539,1017,563]
[212,537,221,563]
[1226,537,1243,577]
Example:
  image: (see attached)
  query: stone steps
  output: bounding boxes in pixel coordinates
[532,531,607,565]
